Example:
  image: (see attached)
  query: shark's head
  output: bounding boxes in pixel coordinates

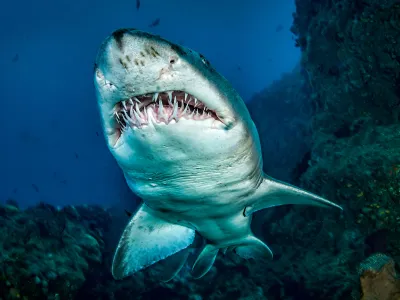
[94,29,258,173]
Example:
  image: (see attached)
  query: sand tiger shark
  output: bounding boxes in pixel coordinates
[93,28,342,281]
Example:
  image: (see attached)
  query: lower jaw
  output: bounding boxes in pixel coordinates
[109,114,224,148]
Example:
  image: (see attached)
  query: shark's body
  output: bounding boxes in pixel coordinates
[93,28,342,281]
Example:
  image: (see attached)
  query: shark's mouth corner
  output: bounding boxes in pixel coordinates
[113,91,221,137]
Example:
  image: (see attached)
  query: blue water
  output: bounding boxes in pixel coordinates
[1,0,299,209]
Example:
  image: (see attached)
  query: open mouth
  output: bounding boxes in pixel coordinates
[113,91,220,134]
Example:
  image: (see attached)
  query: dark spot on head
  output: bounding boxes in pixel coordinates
[134,59,139,66]
[126,55,131,62]
[140,51,145,57]
[148,225,155,232]
[140,60,145,66]
[112,28,131,50]
[150,46,160,56]
[169,57,176,64]
[171,44,186,56]
[145,48,151,55]
[119,58,127,69]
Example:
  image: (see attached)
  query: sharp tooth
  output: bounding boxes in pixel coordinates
[158,98,166,121]
[152,93,159,102]
[129,98,134,105]
[122,101,127,110]
[133,97,140,103]
[168,95,174,106]
[167,91,173,102]
[207,112,211,117]
[132,104,141,121]
[194,98,198,107]
[179,100,184,112]
[170,97,179,122]
[183,102,190,115]
[195,109,199,116]
[135,102,142,117]
[184,93,188,102]
[129,106,136,123]
[122,110,132,125]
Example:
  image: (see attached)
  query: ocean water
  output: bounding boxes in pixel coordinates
[1,0,396,299]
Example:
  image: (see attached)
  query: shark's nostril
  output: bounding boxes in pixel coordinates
[169,56,178,64]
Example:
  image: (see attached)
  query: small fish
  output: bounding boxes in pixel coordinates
[32,184,39,193]
[12,54,19,63]
[149,18,160,28]
[237,66,242,71]
[136,0,140,10]
[96,131,99,136]
[74,152,79,159]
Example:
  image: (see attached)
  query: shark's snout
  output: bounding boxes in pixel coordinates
[104,28,180,72]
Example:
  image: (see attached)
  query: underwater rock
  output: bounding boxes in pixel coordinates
[247,64,313,182]
[359,253,400,300]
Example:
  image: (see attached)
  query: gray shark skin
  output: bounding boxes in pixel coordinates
[93,28,342,281]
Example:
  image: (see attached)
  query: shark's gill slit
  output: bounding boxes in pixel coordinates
[114,91,218,134]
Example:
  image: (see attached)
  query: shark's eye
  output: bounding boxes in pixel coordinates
[199,53,209,66]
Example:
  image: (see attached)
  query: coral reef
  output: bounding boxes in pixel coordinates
[291,0,400,267]
[0,198,366,300]
[0,200,111,300]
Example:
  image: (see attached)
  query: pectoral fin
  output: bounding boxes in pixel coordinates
[244,174,342,216]
[112,204,195,280]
